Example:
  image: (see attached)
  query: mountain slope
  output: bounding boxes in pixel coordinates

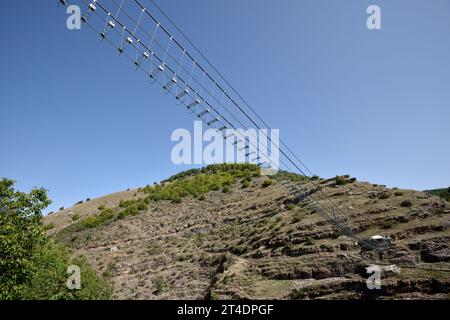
[45,165,450,299]
[426,188,450,202]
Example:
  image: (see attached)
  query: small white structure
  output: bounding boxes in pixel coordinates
[110,246,118,253]
[356,235,393,251]
[370,235,393,243]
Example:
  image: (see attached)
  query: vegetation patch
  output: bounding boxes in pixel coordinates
[142,164,260,203]
[0,178,111,300]
[378,191,390,199]
[153,277,166,295]
[147,243,162,255]
[400,200,413,208]
[425,187,450,202]
[274,170,309,182]
[381,221,393,229]
[262,179,273,188]
[285,204,295,211]
[335,175,348,186]
[80,209,115,229]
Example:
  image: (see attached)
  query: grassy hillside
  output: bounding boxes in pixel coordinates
[45,164,450,300]
[425,188,450,202]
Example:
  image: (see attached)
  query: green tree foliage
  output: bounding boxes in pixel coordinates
[0,178,111,300]
[20,241,112,300]
[241,180,250,188]
[273,170,308,182]
[80,209,115,229]
[262,179,273,188]
[0,178,50,299]
[142,164,261,203]
[425,188,450,202]
[335,175,348,186]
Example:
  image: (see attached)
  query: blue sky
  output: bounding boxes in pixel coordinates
[1,0,449,213]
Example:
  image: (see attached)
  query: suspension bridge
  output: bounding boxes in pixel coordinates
[57,0,389,253]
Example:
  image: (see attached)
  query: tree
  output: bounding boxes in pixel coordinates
[0,178,51,299]
[0,178,112,300]
[20,241,112,300]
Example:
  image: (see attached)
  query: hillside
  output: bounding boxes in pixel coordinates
[425,188,450,202]
[45,164,450,300]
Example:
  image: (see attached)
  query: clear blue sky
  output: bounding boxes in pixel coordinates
[1,0,449,213]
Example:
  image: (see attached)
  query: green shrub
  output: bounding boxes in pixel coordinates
[98,204,106,210]
[137,202,148,211]
[44,223,55,231]
[154,277,166,294]
[59,207,64,211]
[378,192,390,199]
[286,204,295,211]
[102,262,114,279]
[80,209,115,229]
[148,243,161,255]
[195,233,205,245]
[119,200,136,208]
[142,164,259,202]
[381,221,393,229]
[335,176,347,186]
[273,170,307,182]
[117,206,138,220]
[72,213,80,221]
[75,200,83,206]
[394,191,404,197]
[400,200,413,207]
[172,197,182,204]
[292,212,303,223]
[262,179,273,188]
[242,180,250,188]
[331,232,340,239]
[222,186,230,193]
[232,244,248,255]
